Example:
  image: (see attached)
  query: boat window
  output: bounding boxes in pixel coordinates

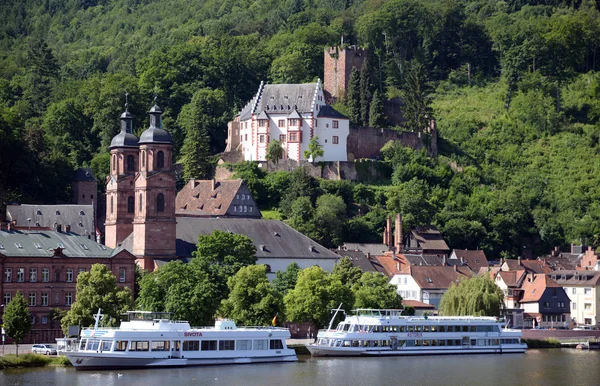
[130,341,149,351]
[439,325,446,332]
[408,326,414,332]
[462,326,469,332]
[446,326,453,332]
[343,324,351,332]
[269,340,284,350]
[237,340,252,350]
[342,340,351,347]
[469,326,476,332]
[405,340,415,347]
[114,341,128,351]
[423,326,430,332]
[415,326,422,332]
[219,340,235,351]
[439,340,446,346]
[399,326,405,332]
[183,341,200,351]
[253,340,268,350]
[390,325,397,332]
[152,341,170,351]
[100,340,112,352]
[423,340,430,346]
[86,339,100,351]
[476,325,486,332]
[79,339,87,351]
[415,340,422,347]
[201,340,218,351]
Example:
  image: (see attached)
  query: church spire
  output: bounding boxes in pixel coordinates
[120,91,134,134]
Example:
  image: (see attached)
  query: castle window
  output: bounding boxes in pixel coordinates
[157,151,164,169]
[333,136,339,144]
[139,194,143,212]
[333,120,339,129]
[142,151,146,168]
[279,134,286,143]
[259,135,265,143]
[157,193,165,213]
[278,120,285,127]
[112,154,116,171]
[258,120,267,127]
[288,118,299,126]
[127,196,134,214]
[110,196,114,214]
[127,155,135,171]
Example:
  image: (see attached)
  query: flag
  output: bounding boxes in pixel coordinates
[272,314,277,326]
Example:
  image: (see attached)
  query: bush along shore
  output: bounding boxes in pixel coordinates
[0,354,72,369]
[522,338,562,349]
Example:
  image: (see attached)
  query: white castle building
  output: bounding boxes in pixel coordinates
[230,79,349,162]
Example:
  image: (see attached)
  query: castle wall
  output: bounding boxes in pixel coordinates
[323,46,366,102]
[347,127,438,160]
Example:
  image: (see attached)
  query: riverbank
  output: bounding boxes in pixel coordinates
[0,354,70,369]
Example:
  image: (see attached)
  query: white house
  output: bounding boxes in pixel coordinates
[236,80,349,162]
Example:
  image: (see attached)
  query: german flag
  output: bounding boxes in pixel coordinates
[272,314,277,326]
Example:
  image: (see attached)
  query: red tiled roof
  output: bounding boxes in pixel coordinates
[498,270,526,287]
[520,274,561,302]
[375,254,402,277]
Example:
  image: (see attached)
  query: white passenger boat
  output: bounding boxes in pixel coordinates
[66,310,297,370]
[307,307,527,356]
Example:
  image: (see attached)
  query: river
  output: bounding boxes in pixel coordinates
[2,350,599,385]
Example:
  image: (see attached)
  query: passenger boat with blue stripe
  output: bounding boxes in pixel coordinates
[66,310,297,370]
[307,307,527,356]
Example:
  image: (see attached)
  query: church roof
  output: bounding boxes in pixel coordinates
[72,168,97,182]
[175,218,340,260]
[110,131,139,148]
[139,127,172,144]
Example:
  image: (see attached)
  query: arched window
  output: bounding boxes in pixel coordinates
[157,151,164,169]
[112,155,116,171]
[139,193,143,213]
[127,196,134,214]
[127,155,134,172]
[157,193,165,213]
[110,196,114,214]
[142,151,146,168]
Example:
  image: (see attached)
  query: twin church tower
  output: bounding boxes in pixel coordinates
[104,98,177,269]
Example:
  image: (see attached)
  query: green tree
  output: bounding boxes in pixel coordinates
[279,166,319,217]
[61,264,133,332]
[439,275,505,317]
[369,89,385,128]
[314,193,347,247]
[402,60,432,132]
[284,266,353,329]
[352,272,403,309]
[266,139,284,167]
[304,136,324,161]
[3,292,32,357]
[332,256,363,288]
[272,262,301,296]
[219,265,283,326]
[136,259,220,326]
[346,67,362,125]
[360,55,374,126]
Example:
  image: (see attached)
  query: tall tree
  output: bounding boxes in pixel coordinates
[3,292,32,357]
[314,193,347,247]
[332,256,363,288]
[266,139,284,167]
[360,55,375,126]
[352,272,403,309]
[401,60,432,132]
[272,262,301,296]
[369,89,385,128]
[346,67,362,125]
[284,266,353,329]
[439,275,505,317]
[304,136,324,161]
[61,264,133,332]
[219,264,284,326]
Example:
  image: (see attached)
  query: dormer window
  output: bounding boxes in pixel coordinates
[288,118,299,126]
[258,120,268,127]
[426,277,433,283]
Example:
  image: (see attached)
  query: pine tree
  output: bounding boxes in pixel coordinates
[369,89,385,128]
[181,123,211,180]
[360,55,375,126]
[402,60,433,132]
[3,292,32,357]
[346,67,362,126]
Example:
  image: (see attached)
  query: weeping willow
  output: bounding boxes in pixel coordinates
[439,275,504,317]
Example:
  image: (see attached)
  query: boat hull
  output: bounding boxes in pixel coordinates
[307,344,527,357]
[66,352,298,370]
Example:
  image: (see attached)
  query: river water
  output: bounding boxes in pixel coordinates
[2,350,599,386]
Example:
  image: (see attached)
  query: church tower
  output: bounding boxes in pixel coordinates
[132,100,177,270]
[105,99,139,248]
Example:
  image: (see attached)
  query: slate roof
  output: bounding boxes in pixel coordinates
[409,266,472,289]
[450,249,489,272]
[336,250,386,274]
[548,270,600,286]
[175,179,261,218]
[403,253,444,267]
[543,253,582,271]
[0,228,113,258]
[504,259,552,274]
[6,204,95,236]
[317,105,348,119]
[72,168,98,182]
[256,83,317,114]
[340,243,389,257]
[520,274,561,303]
[175,218,340,260]
[410,226,449,252]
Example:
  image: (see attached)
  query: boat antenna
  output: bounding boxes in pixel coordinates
[327,303,345,331]
[93,309,104,330]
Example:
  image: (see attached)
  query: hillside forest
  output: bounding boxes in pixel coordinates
[2,0,600,259]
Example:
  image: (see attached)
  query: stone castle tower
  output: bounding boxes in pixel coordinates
[106,99,177,270]
[323,45,367,103]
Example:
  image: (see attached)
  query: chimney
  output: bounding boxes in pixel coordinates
[192,179,200,188]
[211,179,216,191]
[394,213,403,252]
[7,222,11,231]
[528,273,534,282]
[518,256,521,266]
[454,264,457,272]
[396,261,400,272]
[57,224,62,233]
[65,225,71,233]
[442,255,447,266]
[366,252,371,260]
[460,257,465,265]
[383,216,391,247]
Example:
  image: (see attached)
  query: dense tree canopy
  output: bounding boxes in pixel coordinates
[3,291,32,357]
[439,275,505,317]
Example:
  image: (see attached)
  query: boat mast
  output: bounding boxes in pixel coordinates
[327,303,344,331]
[93,309,103,330]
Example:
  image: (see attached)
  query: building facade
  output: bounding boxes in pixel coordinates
[550,270,600,327]
[0,225,135,343]
[234,80,349,163]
